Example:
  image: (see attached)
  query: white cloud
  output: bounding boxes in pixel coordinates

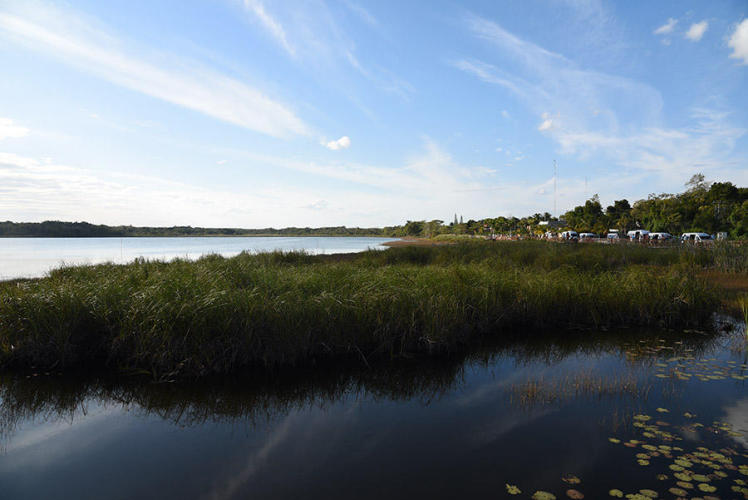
[685,21,708,42]
[325,136,351,150]
[241,0,295,56]
[728,19,748,64]
[0,4,309,138]
[0,140,542,227]
[653,18,677,35]
[553,108,746,181]
[501,110,510,118]
[538,113,554,131]
[0,117,29,140]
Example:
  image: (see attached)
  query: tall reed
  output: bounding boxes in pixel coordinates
[0,242,724,377]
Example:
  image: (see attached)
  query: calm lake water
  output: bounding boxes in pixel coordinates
[0,237,396,280]
[0,325,746,500]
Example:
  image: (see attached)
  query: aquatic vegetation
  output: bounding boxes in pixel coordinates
[508,332,747,499]
[506,484,521,495]
[531,491,556,500]
[0,243,722,377]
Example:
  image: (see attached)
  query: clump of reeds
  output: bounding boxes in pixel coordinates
[0,243,722,378]
[739,294,748,329]
[509,371,650,408]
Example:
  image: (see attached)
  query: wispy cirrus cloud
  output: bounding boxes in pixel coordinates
[235,0,413,104]
[241,0,295,57]
[454,13,746,183]
[0,2,310,138]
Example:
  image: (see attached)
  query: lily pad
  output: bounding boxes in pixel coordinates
[505,484,521,495]
[697,483,716,493]
[566,489,584,499]
[608,489,624,498]
[532,491,556,500]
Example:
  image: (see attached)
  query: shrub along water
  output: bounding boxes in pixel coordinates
[0,241,727,377]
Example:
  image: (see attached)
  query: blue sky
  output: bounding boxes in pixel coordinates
[0,0,746,227]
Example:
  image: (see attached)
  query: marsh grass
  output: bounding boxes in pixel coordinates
[0,241,728,377]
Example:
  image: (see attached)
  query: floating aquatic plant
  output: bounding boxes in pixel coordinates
[531,491,556,500]
[505,484,521,495]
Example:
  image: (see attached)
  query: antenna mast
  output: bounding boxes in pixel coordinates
[553,160,557,218]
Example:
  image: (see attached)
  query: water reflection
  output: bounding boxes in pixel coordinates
[0,328,744,500]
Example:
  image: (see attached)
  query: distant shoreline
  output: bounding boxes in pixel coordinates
[0,234,396,238]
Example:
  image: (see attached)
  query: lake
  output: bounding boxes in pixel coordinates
[0,324,746,500]
[0,236,396,280]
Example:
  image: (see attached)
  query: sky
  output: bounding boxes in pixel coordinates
[0,0,746,228]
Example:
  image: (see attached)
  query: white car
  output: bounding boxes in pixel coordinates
[560,231,579,240]
[649,232,672,241]
[579,232,598,239]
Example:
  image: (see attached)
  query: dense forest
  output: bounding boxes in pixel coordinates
[2,175,746,239]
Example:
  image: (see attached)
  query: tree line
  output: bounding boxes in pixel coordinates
[390,175,747,238]
[0,222,389,238]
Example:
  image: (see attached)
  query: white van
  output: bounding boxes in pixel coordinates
[627,230,650,240]
[681,232,713,243]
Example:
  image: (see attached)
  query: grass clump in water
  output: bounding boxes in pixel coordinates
[0,242,725,377]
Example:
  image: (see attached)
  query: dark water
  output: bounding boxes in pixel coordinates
[0,326,746,500]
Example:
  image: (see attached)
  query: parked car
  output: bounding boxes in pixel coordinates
[680,232,713,243]
[560,230,579,241]
[627,229,650,240]
[579,232,598,240]
[606,230,621,240]
[649,232,673,241]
